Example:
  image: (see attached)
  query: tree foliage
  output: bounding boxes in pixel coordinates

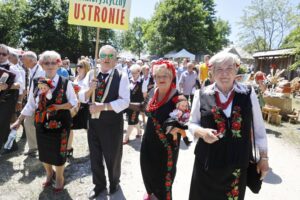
[281,3,300,70]
[0,0,27,46]
[121,17,147,58]
[143,0,230,56]
[238,0,295,52]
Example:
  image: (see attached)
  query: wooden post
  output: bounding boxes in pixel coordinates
[92,27,100,119]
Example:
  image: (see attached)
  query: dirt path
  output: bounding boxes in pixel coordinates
[1,121,300,200]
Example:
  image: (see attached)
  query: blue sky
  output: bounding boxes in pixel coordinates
[130,0,299,44]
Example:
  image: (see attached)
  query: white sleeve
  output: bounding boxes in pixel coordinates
[188,89,201,137]
[110,72,130,113]
[250,87,268,152]
[142,80,148,93]
[66,81,78,107]
[21,86,36,116]
[78,71,92,103]
[10,65,23,94]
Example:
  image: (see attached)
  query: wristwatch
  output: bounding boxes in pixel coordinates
[104,103,108,111]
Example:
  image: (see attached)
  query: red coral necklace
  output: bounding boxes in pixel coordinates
[215,91,235,110]
[147,87,172,112]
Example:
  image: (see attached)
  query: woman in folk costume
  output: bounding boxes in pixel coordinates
[130,60,184,200]
[12,51,78,192]
[188,52,269,200]
[123,64,146,144]
[67,59,90,159]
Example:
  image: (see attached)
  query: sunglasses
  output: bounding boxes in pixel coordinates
[77,64,84,68]
[100,53,114,59]
[43,61,57,66]
[0,52,8,57]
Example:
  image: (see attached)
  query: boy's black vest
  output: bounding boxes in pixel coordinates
[195,88,252,170]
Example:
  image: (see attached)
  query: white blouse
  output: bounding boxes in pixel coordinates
[21,74,78,116]
[189,82,268,152]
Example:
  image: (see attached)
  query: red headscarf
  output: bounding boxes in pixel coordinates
[152,60,176,89]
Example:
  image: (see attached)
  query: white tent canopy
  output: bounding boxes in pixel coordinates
[173,49,195,60]
[164,50,177,58]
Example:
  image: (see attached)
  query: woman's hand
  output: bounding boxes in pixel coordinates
[11,119,21,130]
[195,128,220,144]
[257,159,269,180]
[89,78,98,91]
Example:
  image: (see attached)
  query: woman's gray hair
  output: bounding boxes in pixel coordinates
[0,44,9,54]
[130,64,141,73]
[209,52,240,70]
[23,51,37,62]
[99,45,117,59]
[39,50,61,64]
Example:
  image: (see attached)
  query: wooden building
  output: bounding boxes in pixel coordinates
[253,48,296,80]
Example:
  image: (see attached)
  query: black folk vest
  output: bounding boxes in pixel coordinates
[96,69,123,121]
[195,88,253,170]
[0,63,18,102]
[130,79,144,103]
[33,76,71,127]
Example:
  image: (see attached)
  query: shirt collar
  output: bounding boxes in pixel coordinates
[0,60,10,65]
[204,82,250,95]
[130,76,141,83]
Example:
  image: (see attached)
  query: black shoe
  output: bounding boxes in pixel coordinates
[88,188,107,199]
[109,184,120,195]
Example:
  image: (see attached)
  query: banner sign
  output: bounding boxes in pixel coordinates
[68,0,131,30]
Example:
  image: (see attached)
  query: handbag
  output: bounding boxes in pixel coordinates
[246,105,262,193]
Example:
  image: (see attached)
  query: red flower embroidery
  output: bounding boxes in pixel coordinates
[232,122,241,130]
[217,122,226,129]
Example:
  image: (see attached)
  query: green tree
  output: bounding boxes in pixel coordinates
[121,17,147,58]
[0,0,27,47]
[238,0,295,51]
[281,4,300,70]
[143,0,230,56]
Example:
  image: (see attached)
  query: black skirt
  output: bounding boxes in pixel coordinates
[36,124,70,166]
[72,103,89,130]
[126,109,140,125]
[189,156,247,200]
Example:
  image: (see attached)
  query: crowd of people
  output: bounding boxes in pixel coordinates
[0,43,269,200]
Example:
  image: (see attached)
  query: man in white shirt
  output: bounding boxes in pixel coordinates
[0,44,21,154]
[79,45,130,199]
[21,51,45,156]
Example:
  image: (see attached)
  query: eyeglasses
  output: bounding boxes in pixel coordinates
[154,75,170,80]
[77,65,84,68]
[100,53,114,59]
[214,66,236,74]
[43,61,57,66]
[0,52,8,57]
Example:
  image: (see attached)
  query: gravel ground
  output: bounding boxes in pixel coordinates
[1,119,300,200]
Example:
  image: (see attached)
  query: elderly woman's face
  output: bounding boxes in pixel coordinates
[153,66,173,90]
[42,58,59,77]
[213,60,237,90]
